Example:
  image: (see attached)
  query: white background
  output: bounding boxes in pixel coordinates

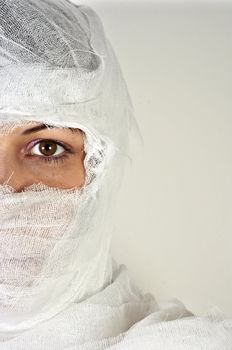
[81,0,232,317]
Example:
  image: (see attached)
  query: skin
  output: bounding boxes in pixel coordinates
[0,121,86,192]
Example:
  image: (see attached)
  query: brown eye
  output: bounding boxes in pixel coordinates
[30,140,65,157]
[39,141,57,156]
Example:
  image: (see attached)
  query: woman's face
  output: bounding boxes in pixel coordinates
[0,121,85,191]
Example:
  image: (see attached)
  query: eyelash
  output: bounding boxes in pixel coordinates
[26,139,74,165]
[39,153,69,165]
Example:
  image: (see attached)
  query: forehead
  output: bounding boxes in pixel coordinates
[0,120,39,134]
[0,120,82,135]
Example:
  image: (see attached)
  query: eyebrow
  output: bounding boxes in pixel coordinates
[21,123,78,135]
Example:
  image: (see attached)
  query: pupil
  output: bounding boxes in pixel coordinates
[39,141,57,156]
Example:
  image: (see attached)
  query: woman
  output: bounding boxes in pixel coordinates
[0,0,231,348]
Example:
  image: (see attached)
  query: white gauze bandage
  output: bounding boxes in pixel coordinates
[0,0,132,335]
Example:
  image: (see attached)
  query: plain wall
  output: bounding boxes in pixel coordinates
[80,0,232,317]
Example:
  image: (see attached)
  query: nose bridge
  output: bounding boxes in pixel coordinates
[1,169,15,186]
[0,136,16,186]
